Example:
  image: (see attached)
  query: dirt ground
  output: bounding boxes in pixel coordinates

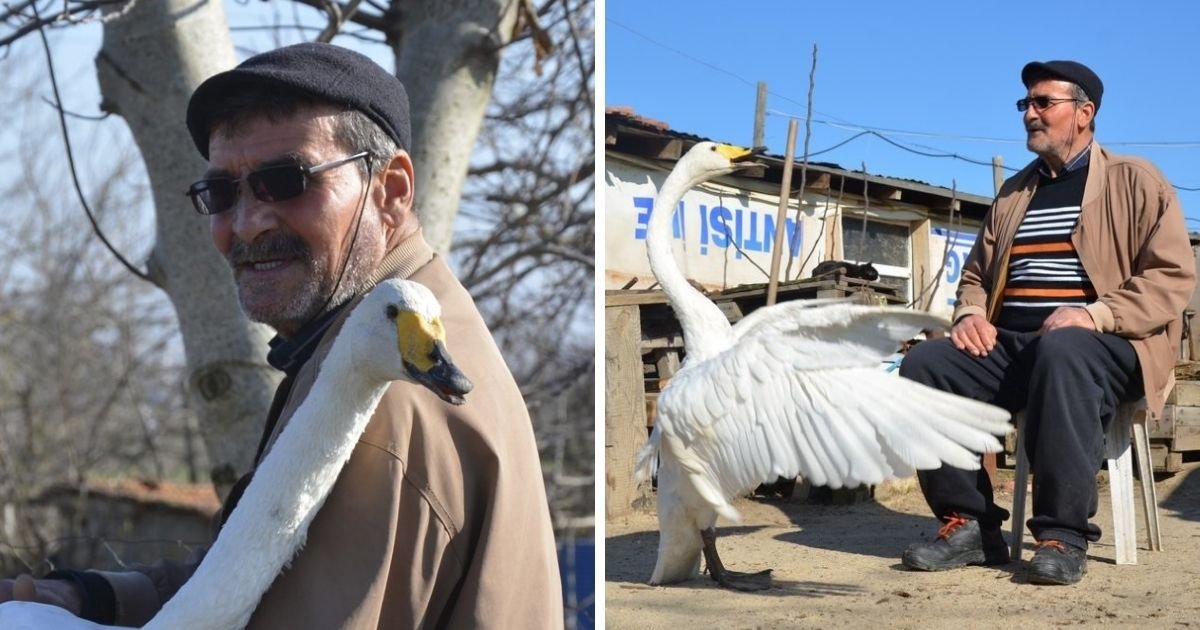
[605,462,1200,629]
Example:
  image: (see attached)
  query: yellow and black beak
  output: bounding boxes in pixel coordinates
[408,340,474,405]
[715,143,755,163]
[715,143,762,171]
[393,309,474,405]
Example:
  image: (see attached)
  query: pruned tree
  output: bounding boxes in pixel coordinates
[1,0,595,546]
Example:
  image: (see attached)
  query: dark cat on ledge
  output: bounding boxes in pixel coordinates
[811,259,880,281]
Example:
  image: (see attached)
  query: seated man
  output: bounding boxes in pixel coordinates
[0,43,563,626]
[899,60,1194,585]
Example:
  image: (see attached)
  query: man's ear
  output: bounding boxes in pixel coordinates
[1076,101,1096,131]
[374,150,415,233]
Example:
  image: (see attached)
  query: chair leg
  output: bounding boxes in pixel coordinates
[1011,412,1028,561]
[1132,420,1163,551]
[1106,410,1137,565]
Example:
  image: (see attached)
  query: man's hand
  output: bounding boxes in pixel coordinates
[0,574,83,616]
[1039,306,1097,334]
[951,314,997,357]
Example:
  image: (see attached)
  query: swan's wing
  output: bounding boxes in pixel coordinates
[731,300,949,360]
[655,311,1010,515]
[0,601,112,629]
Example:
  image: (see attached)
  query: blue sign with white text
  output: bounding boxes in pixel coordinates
[632,196,803,259]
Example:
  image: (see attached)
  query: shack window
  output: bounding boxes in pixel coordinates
[841,216,911,302]
[841,216,908,267]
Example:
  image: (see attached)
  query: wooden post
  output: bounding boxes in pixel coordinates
[753,81,767,149]
[766,118,799,306]
[985,156,1005,484]
[910,218,932,310]
[605,304,650,518]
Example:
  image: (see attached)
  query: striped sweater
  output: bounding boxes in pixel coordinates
[996,163,1095,332]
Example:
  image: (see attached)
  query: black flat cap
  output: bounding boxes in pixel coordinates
[1022,60,1103,112]
[187,42,410,159]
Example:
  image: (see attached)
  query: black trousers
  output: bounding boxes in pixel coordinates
[899,327,1141,549]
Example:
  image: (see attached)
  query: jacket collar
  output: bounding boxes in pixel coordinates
[1081,140,1107,210]
[1013,139,1106,201]
[1037,144,1092,178]
[265,229,436,376]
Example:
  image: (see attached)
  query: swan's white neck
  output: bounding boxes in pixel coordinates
[647,168,734,364]
[145,331,384,630]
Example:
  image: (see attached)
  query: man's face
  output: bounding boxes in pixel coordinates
[1023,79,1088,160]
[207,106,385,335]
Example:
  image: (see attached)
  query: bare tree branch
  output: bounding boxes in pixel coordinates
[284,0,392,36]
[32,2,151,282]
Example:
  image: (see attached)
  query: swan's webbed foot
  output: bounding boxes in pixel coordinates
[700,527,773,592]
[711,566,773,591]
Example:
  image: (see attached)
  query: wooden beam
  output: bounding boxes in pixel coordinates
[605,305,651,517]
[619,135,683,161]
[910,218,933,310]
[872,184,903,201]
[605,290,669,307]
[806,172,832,191]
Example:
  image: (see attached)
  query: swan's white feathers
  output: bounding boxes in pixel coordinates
[733,301,950,367]
[654,313,1012,520]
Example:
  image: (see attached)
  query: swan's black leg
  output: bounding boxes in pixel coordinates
[700,527,772,591]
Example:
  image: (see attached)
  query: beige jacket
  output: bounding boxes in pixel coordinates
[955,141,1195,415]
[103,233,563,628]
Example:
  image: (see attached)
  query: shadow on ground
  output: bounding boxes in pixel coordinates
[605,524,865,597]
[769,497,940,559]
[1160,462,1200,521]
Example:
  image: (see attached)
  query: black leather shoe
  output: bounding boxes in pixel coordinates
[1027,539,1087,585]
[902,514,1010,571]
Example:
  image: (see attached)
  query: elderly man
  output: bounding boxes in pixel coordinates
[899,60,1194,585]
[0,43,563,626]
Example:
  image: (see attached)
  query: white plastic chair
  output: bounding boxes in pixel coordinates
[1010,398,1163,564]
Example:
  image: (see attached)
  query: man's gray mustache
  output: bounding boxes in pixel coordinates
[227,235,311,266]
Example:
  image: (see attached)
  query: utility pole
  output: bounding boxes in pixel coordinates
[753,81,767,149]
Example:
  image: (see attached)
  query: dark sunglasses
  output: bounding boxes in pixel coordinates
[185,151,369,215]
[1016,96,1081,113]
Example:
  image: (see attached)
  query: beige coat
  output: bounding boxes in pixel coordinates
[955,141,1195,415]
[103,233,563,628]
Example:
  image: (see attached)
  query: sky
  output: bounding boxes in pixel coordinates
[604,0,1200,226]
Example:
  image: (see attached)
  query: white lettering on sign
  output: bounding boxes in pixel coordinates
[607,160,804,290]
[630,196,802,258]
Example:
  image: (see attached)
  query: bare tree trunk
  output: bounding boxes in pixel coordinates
[391,0,520,253]
[97,0,280,498]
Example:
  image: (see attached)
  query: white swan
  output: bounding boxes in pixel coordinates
[636,141,1012,591]
[0,278,473,629]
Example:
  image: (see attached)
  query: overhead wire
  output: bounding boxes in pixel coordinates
[608,20,1200,193]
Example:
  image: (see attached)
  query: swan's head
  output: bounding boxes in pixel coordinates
[679,142,756,183]
[346,279,473,405]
